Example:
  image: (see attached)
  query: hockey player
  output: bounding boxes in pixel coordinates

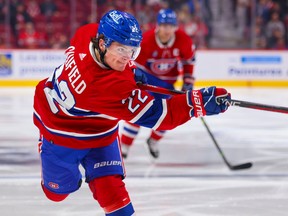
[33,10,231,216]
[121,8,196,159]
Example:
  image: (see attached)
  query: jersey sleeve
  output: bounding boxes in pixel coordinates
[108,87,191,130]
[86,75,192,131]
[95,81,192,130]
[130,91,192,130]
[178,30,195,77]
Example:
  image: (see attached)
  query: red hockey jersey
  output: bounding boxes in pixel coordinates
[33,24,193,149]
[135,28,195,84]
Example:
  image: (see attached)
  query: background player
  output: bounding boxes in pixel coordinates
[120,8,195,159]
[33,9,230,216]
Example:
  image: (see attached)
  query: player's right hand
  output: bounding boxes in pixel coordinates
[134,68,148,84]
[188,86,231,117]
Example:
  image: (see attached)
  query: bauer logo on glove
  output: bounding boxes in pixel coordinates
[189,86,231,117]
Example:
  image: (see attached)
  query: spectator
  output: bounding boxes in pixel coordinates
[284,14,288,46]
[15,3,32,34]
[18,21,48,48]
[135,4,157,32]
[191,0,212,41]
[267,28,285,49]
[273,37,287,50]
[50,32,69,49]
[234,0,251,38]
[0,0,5,24]
[181,12,209,49]
[181,13,197,38]
[193,15,209,49]
[253,16,267,49]
[6,0,20,36]
[40,0,57,18]
[256,0,272,23]
[0,35,6,48]
[26,0,41,19]
[166,0,187,11]
[266,12,285,39]
[1,0,288,49]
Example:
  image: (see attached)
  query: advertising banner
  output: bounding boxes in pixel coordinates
[195,50,288,80]
[0,50,66,80]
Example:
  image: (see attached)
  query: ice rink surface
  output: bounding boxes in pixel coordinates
[0,87,288,216]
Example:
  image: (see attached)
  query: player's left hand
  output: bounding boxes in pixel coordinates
[182,75,195,91]
[134,68,147,84]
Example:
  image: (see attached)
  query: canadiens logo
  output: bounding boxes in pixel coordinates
[149,59,176,75]
[48,182,59,189]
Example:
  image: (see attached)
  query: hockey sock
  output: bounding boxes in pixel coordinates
[150,130,166,141]
[89,175,135,216]
[121,122,140,146]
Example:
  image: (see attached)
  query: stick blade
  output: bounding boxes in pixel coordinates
[230,162,253,170]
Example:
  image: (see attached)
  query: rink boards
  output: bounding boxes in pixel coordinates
[0,49,288,88]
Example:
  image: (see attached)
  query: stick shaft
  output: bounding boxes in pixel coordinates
[230,99,288,114]
[139,83,288,114]
[199,117,233,169]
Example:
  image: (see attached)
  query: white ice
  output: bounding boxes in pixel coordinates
[0,87,288,216]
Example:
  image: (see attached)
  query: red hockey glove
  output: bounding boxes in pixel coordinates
[188,86,231,117]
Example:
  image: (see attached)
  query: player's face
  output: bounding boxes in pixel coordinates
[157,24,177,44]
[105,42,141,71]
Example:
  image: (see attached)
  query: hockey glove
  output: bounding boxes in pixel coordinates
[182,75,195,91]
[134,68,148,84]
[188,86,231,117]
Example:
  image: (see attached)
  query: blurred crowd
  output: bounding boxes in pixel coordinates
[253,0,288,49]
[0,0,287,50]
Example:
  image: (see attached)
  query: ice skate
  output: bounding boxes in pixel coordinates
[147,138,159,158]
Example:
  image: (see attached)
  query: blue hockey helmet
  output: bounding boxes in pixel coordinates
[157,8,177,26]
[98,10,142,48]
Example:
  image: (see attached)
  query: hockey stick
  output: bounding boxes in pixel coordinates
[230,99,288,114]
[138,83,252,170]
[139,84,288,114]
[199,117,252,170]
